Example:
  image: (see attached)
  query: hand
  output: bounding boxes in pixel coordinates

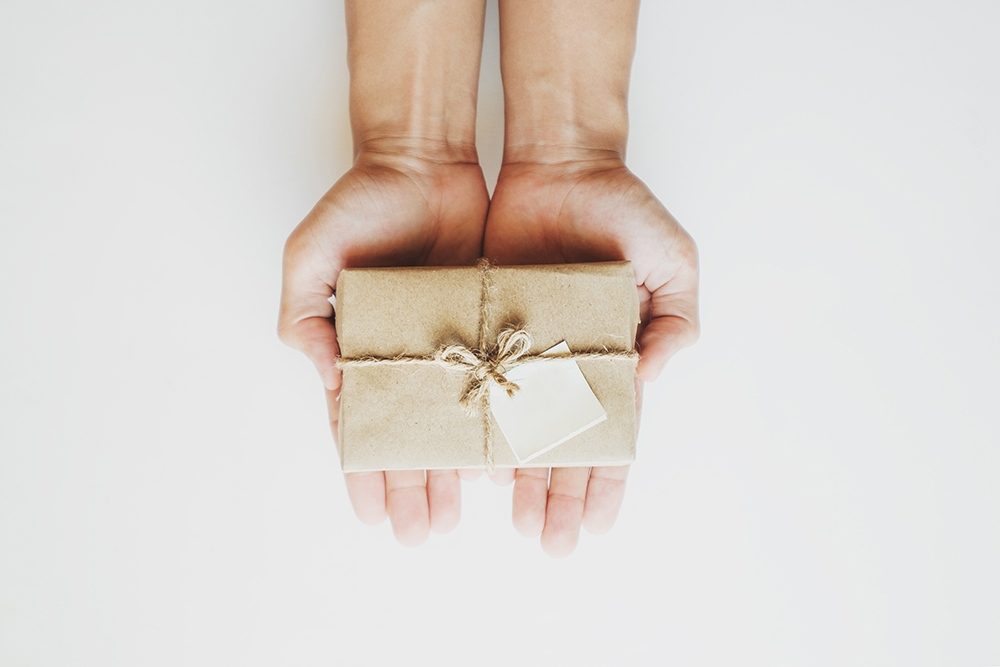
[280,0,489,546]
[279,146,490,545]
[483,155,700,556]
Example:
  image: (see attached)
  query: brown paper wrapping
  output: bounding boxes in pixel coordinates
[334,261,640,471]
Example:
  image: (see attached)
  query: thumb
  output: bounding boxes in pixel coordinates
[279,312,341,392]
[278,234,342,392]
[634,231,700,382]
[636,313,698,382]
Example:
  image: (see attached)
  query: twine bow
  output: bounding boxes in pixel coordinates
[435,327,533,412]
[337,259,638,472]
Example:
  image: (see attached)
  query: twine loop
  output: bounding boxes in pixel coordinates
[435,327,533,412]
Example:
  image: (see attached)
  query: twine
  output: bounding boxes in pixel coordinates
[337,259,639,472]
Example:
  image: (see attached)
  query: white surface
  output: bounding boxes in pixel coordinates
[489,342,608,464]
[1,1,999,665]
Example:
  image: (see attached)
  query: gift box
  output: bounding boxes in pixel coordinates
[334,261,640,471]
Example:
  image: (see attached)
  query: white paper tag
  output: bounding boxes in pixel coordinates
[488,342,607,464]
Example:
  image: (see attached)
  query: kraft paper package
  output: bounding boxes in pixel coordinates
[334,261,640,472]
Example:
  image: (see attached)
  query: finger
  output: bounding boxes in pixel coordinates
[426,469,461,534]
[488,467,515,486]
[512,467,549,538]
[278,229,342,392]
[343,472,387,526]
[384,470,430,547]
[329,387,390,526]
[582,465,630,534]
[281,315,341,392]
[457,468,484,482]
[325,385,342,453]
[636,229,700,382]
[636,310,698,382]
[540,466,591,558]
[634,376,645,437]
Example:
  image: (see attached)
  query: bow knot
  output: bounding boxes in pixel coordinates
[434,328,533,411]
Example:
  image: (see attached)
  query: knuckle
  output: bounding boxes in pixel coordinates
[547,491,586,508]
[282,223,314,263]
[588,475,626,491]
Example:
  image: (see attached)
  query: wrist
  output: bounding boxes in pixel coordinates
[350,81,479,165]
[497,0,637,166]
[501,91,628,166]
[502,136,627,167]
[346,0,485,166]
[354,135,480,168]
[352,141,490,208]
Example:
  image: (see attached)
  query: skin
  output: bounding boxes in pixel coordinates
[485,0,699,557]
[278,0,699,556]
[279,0,490,546]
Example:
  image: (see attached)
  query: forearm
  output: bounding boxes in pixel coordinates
[346,0,487,163]
[498,0,639,164]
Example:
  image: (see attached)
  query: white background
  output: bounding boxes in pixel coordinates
[2,1,998,665]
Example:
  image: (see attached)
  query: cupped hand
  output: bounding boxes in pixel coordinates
[483,155,700,557]
[279,145,490,546]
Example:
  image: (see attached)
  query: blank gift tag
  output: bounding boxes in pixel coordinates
[489,342,608,464]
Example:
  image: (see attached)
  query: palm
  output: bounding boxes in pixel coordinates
[299,158,488,274]
[485,161,698,376]
[482,159,699,556]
